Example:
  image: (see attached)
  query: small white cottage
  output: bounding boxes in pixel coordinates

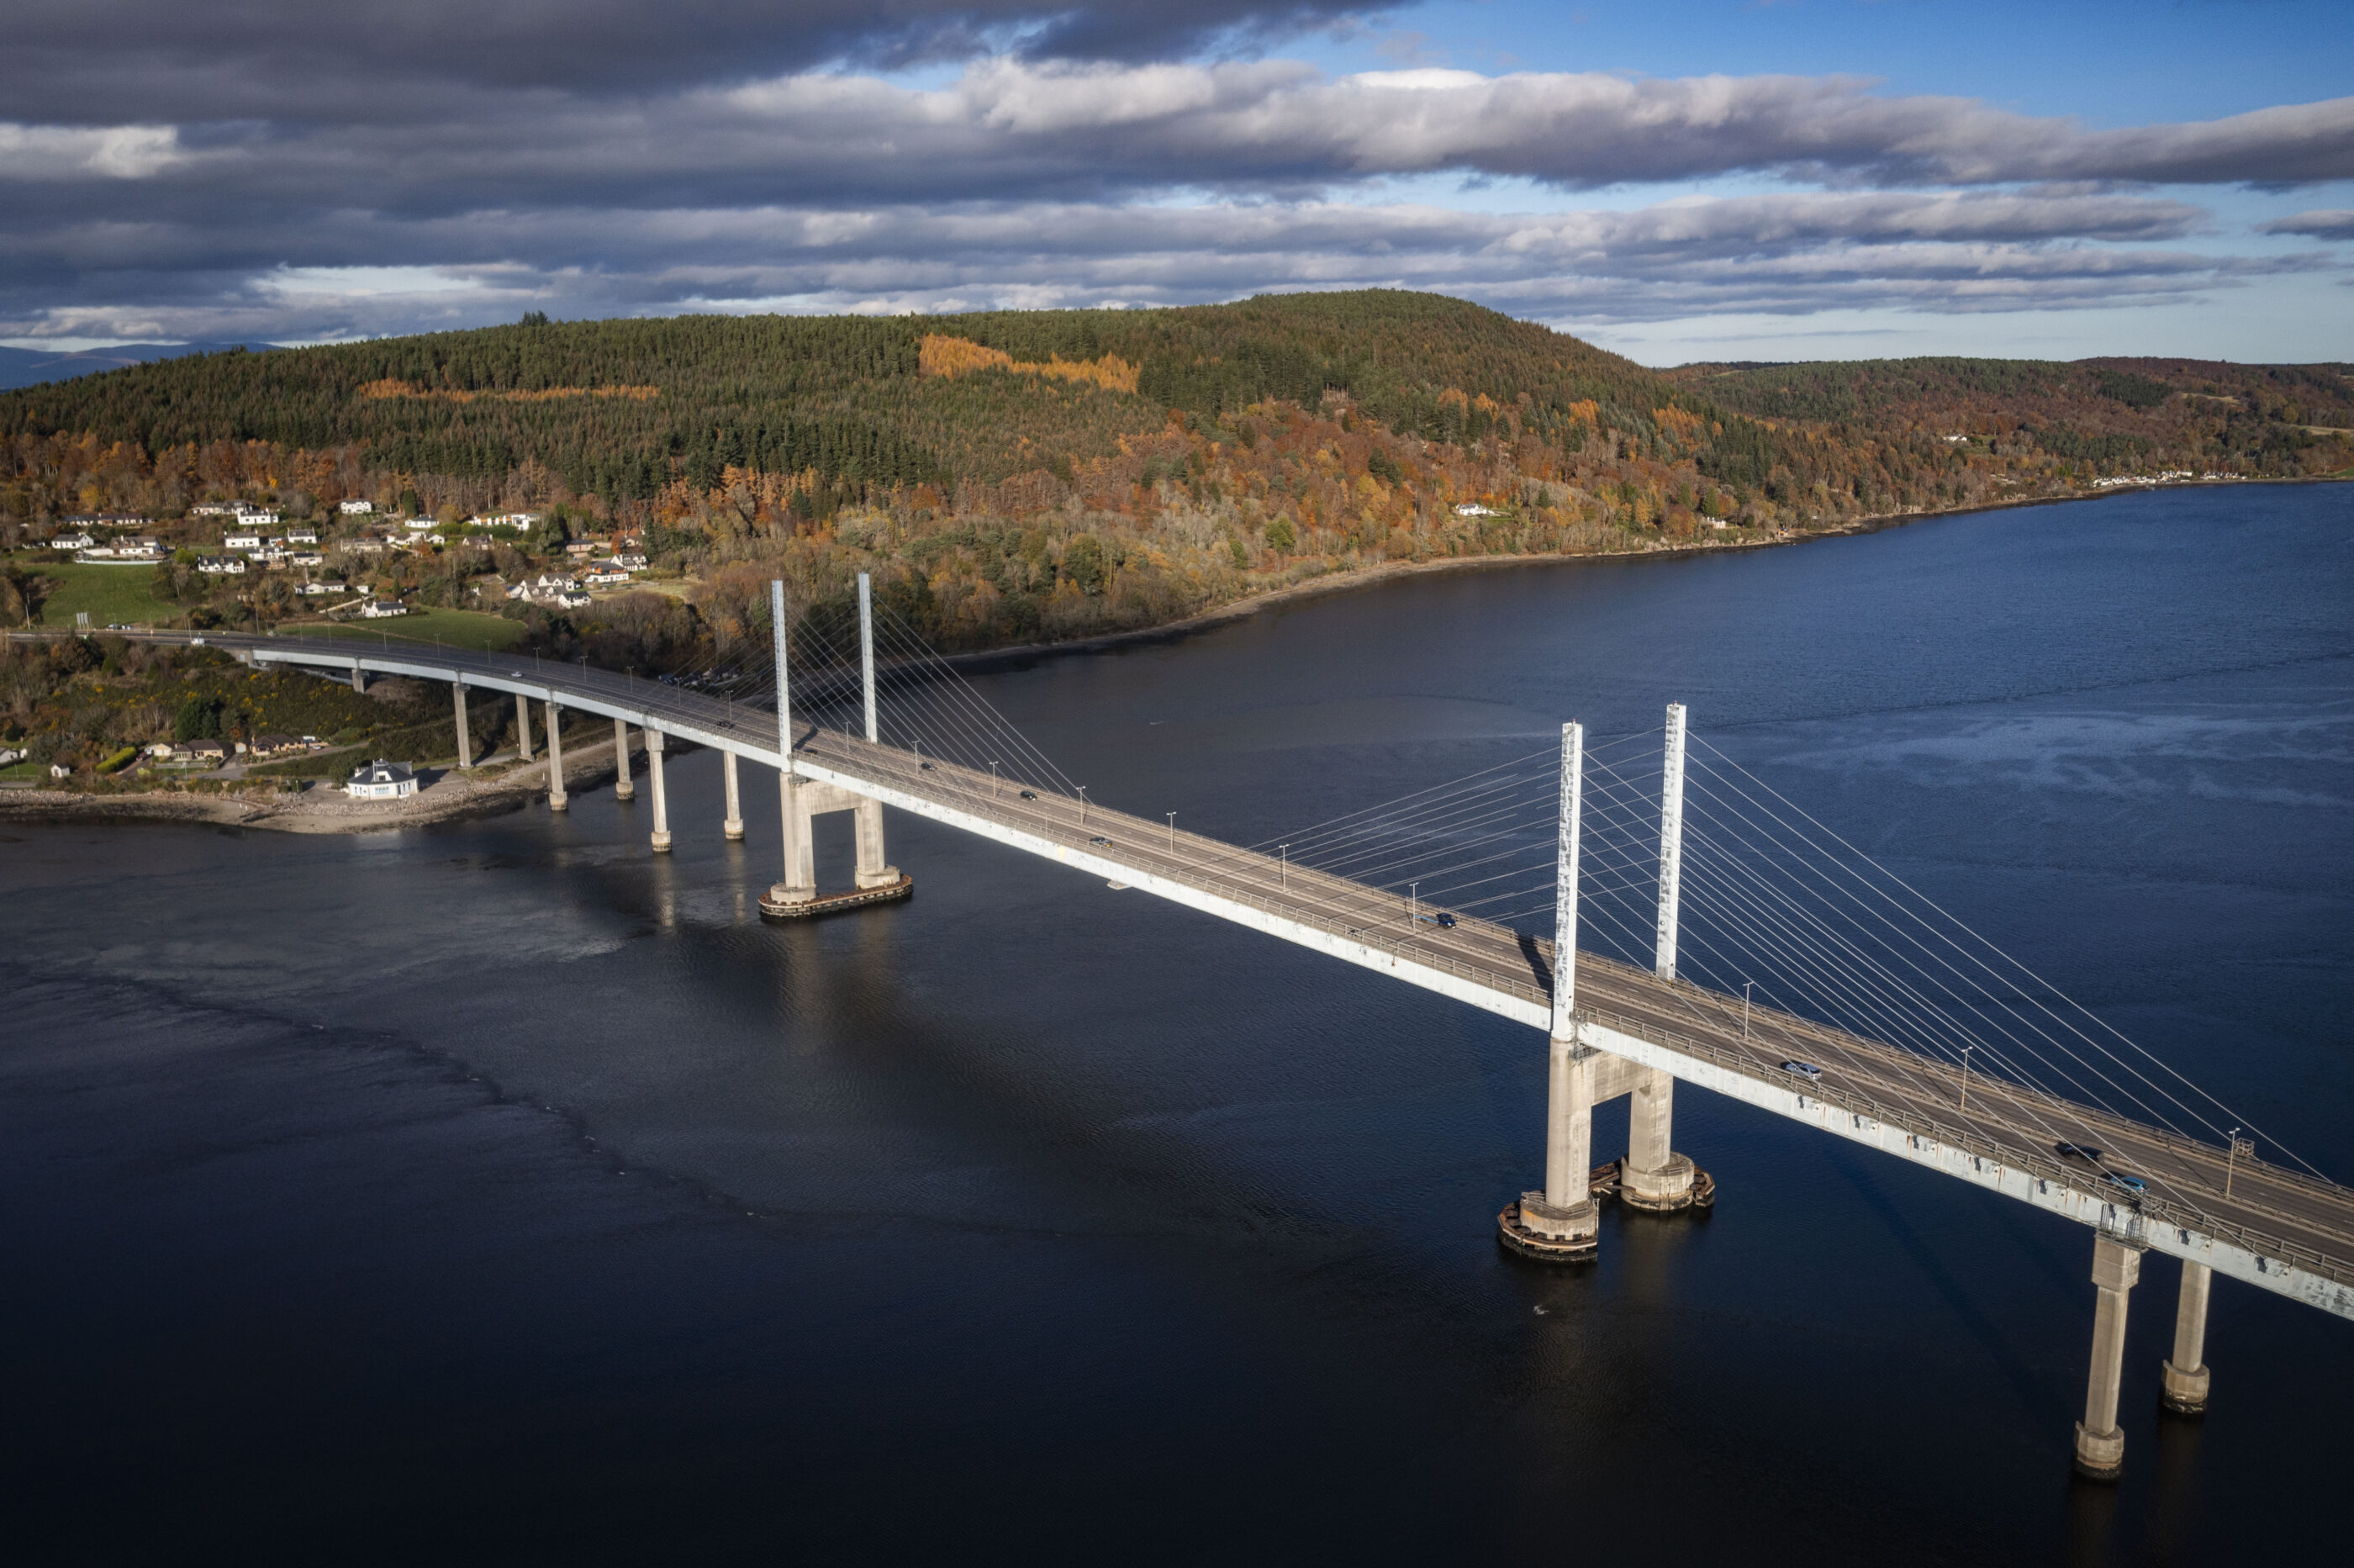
[345,759,417,800]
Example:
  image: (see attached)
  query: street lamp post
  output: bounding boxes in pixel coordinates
[1166,812,1176,852]
[1410,881,1418,930]
[1743,980,1755,1042]
[1078,785,1090,825]
[2225,1126,2246,1197]
[1959,1045,1976,1115]
[1278,844,1288,890]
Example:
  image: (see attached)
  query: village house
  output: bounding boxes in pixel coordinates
[345,759,417,800]
[223,530,265,550]
[196,556,248,575]
[338,499,374,515]
[359,599,409,619]
[581,566,631,586]
[611,552,649,571]
[285,526,319,544]
[403,517,438,534]
[54,530,98,551]
[298,580,349,596]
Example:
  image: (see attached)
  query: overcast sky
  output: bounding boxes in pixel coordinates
[6,0,2350,363]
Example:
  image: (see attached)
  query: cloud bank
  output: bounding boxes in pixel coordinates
[3,5,2349,346]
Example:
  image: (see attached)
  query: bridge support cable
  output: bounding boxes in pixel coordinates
[1686,736,2324,1182]
[1671,749,2283,1185]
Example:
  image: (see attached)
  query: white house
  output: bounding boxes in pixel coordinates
[298,580,349,596]
[360,599,409,618]
[285,526,319,544]
[196,556,248,575]
[345,759,418,800]
[54,530,98,551]
[1453,502,1497,517]
[223,531,264,549]
[581,567,631,586]
[338,499,374,515]
[288,551,325,567]
[611,552,648,571]
[403,517,438,534]
[191,502,236,517]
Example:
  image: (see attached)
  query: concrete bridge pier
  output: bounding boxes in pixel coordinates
[722,751,745,841]
[1625,700,1702,1212]
[768,772,816,907]
[544,700,567,811]
[1501,722,1601,1262]
[613,718,634,800]
[515,694,534,763]
[452,680,472,768]
[645,728,672,852]
[852,798,899,888]
[2161,1259,2213,1415]
[351,665,367,694]
[2074,1236,2142,1481]
[1621,1069,1699,1210]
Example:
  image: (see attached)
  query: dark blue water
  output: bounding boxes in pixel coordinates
[6,485,2351,1563]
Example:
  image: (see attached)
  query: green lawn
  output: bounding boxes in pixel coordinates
[30,562,175,629]
[272,607,525,653]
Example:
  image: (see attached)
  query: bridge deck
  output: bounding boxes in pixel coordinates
[160,632,2354,1317]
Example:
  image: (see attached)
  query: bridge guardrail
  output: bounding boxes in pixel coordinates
[1574,1003,2354,1288]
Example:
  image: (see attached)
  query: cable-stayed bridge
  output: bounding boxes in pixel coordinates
[61,578,2354,1484]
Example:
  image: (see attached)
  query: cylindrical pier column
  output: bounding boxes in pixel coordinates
[852,796,899,889]
[722,750,744,841]
[613,716,634,800]
[1501,721,1598,1260]
[515,694,534,762]
[772,773,815,904]
[645,728,672,852]
[544,700,567,812]
[2074,1236,2142,1480]
[763,578,815,910]
[453,680,472,768]
[2161,1259,2213,1414]
[1624,701,1700,1210]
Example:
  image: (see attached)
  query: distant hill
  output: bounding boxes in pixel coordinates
[0,342,281,393]
[2,293,2347,656]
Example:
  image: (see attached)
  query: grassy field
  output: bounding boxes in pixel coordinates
[272,608,525,653]
[29,561,175,629]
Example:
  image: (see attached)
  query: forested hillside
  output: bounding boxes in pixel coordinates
[3,291,2349,670]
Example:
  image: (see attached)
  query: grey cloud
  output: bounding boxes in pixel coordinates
[2260,209,2354,239]
[0,192,2276,343]
[3,1,1375,119]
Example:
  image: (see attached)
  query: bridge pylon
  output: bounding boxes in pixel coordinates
[759,576,911,920]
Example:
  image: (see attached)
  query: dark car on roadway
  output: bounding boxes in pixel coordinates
[2054,1142,2106,1165]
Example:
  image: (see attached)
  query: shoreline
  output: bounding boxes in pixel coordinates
[0,736,626,835]
[6,474,2330,831]
[922,474,2304,673]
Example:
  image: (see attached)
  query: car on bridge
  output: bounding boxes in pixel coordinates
[1779,1060,1823,1081]
[2054,1142,2107,1165]
[2104,1172,2148,1196]
[1415,911,1459,928]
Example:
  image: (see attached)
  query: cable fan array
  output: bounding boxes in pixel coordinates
[491,585,2316,1203]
